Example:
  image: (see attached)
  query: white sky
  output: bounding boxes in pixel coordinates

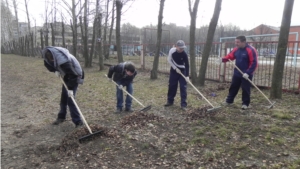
[14,0,300,30]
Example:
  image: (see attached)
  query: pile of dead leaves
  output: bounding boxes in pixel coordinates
[59,124,117,152]
[120,112,163,129]
[185,106,220,121]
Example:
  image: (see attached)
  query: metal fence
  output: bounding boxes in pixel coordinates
[223,41,300,92]
[106,41,299,93]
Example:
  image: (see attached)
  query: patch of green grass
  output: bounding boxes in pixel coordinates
[189,137,209,145]
[141,143,150,150]
[214,126,230,138]
[272,112,293,120]
[194,128,205,136]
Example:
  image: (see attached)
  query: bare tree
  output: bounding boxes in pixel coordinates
[115,0,123,63]
[103,0,111,59]
[98,13,104,70]
[188,0,200,82]
[61,15,66,48]
[88,0,100,67]
[107,0,115,59]
[197,0,222,86]
[24,0,31,33]
[79,0,90,67]
[270,0,294,99]
[150,0,166,79]
[12,0,20,39]
[62,0,84,57]
[2,0,13,41]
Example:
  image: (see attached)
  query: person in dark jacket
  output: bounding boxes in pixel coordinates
[164,40,189,111]
[220,35,258,110]
[107,61,137,113]
[43,46,84,127]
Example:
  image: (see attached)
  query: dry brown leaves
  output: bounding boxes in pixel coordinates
[60,124,118,151]
[185,106,221,121]
[120,112,163,129]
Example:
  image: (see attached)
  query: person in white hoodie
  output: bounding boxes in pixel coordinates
[42,46,84,128]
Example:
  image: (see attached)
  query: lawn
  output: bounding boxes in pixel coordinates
[1,54,300,168]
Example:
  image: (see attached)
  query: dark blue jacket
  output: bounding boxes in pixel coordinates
[222,44,258,77]
[167,48,189,77]
[107,62,137,86]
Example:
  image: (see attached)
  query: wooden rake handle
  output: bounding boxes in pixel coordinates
[105,74,145,108]
[59,77,93,134]
[227,59,274,105]
[176,70,215,108]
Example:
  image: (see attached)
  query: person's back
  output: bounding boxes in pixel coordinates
[42,46,84,127]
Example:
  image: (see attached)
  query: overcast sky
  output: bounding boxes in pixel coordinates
[15,0,300,30]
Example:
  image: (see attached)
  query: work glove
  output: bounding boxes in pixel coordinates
[216,57,223,64]
[55,71,61,78]
[243,73,249,79]
[108,78,112,82]
[68,90,74,97]
[175,68,181,74]
[118,85,123,90]
[185,76,189,81]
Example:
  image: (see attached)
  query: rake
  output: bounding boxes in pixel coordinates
[227,59,276,109]
[59,77,103,143]
[105,74,151,112]
[177,71,221,112]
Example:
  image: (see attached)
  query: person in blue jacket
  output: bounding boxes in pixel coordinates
[164,40,190,111]
[107,62,137,113]
[43,46,84,127]
[220,36,258,110]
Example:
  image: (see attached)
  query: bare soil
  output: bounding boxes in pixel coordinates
[1,54,300,169]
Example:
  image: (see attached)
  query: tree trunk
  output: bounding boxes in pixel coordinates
[71,0,78,58]
[24,0,31,33]
[12,0,20,39]
[107,1,115,59]
[115,0,123,63]
[188,0,200,82]
[103,0,110,60]
[45,27,49,46]
[62,21,66,48]
[40,29,44,49]
[89,16,97,67]
[150,0,166,79]
[197,0,222,86]
[50,23,55,46]
[270,0,294,99]
[82,0,89,67]
[98,14,104,70]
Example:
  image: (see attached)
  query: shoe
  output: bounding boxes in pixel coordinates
[125,107,133,112]
[115,109,122,113]
[241,105,248,110]
[164,103,173,107]
[222,102,233,106]
[52,118,65,125]
[75,121,83,128]
[181,107,187,111]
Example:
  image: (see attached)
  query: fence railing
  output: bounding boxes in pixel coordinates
[2,41,299,92]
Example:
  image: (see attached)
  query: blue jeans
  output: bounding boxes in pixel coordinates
[57,83,82,125]
[116,81,133,110]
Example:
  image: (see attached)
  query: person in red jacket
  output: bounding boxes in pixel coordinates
[220,36,258,110]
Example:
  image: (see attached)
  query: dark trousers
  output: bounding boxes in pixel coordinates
[57,83,81,124]
[116,81,133,110]
[167,70,187,107]
[226,74,253,106]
